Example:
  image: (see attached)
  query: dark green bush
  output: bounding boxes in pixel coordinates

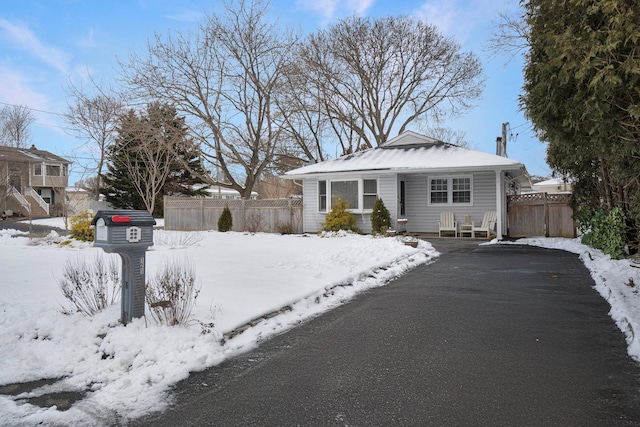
[370,197,391,234]
[322,199,360,233]
[218,204,233,232]
[580,208,626,259]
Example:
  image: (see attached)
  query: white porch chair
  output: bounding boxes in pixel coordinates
[438,211,457,237]
[472,211,497,238]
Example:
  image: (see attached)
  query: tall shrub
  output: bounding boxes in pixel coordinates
[370,197,391,234]
[322,199,360,233]
[218,204,233,232]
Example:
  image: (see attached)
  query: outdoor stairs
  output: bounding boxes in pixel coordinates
[24,195,49,219]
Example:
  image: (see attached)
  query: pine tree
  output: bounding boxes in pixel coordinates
[101,103,208,217]
[218,204,233,232]
[370,197,391,234]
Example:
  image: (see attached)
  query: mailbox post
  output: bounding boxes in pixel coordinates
[91,210,156,325]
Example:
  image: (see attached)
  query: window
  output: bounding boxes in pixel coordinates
[318,178,379,212]
[429,176,472,205]
[452,178,471,203]
[34,164,42,176]
[46,165,61,176]
[430,178,448,204]
[363,179,377,210]
[331,180,359,210]
[318,180,327,212]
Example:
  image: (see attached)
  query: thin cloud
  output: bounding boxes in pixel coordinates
[347,0,374,15]
[0,66,50,110]
[165,9,205,22]
[414,0,497,45]
[75,28,97,49]
[0,18,71,74]
[298,0,374,24]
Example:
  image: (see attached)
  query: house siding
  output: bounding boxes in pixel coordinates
[301,174,399,234]
[301,171,500,234]
[302,178,323,233]
[404,171,498,233]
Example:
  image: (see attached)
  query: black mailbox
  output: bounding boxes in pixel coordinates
[91,210,156,325]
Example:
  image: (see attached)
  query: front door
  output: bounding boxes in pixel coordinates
[399,180,406,217]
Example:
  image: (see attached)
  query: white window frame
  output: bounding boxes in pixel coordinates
[428,175,473,206]
[318,180,327,212]
[318,178,378,213]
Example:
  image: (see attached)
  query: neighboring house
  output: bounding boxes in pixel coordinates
[0,145,70,217]
[202,186,258,200]
[532,177,572,194]
[283,131,532,238]
[65,187,112,216]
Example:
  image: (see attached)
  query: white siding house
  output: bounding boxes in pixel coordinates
[283,131,531,238]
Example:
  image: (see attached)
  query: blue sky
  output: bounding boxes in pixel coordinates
[0,0,550,185]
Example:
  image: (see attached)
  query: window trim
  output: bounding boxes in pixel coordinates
[428,175,473,206]
[318,178,379,213]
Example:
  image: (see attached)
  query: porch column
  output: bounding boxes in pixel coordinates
[495,170,504,239]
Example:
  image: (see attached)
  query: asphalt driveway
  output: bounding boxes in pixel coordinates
[134,240,640,426]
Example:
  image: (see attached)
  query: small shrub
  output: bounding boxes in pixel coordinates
[588,208,627,259]
[218,204,233,232]
[70,210,94,242]
[58,254,120,316]
[370,197,391,234]
[245,212,264,233]
[322,199,360,233]
[145,257,201,326]
[276,221,293,235]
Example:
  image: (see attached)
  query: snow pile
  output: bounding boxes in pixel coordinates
[0,226,436,426]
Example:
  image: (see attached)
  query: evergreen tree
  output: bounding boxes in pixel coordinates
[322,199,360,233]
[218,204,233,232]
[370,197,391,234]
[101,103,208,217]
[522,0,640,250]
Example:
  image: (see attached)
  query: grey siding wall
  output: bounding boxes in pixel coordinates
[301,171,500,234]
[403,171,498,233]
[302,174,398,234]
[302,178,325,233]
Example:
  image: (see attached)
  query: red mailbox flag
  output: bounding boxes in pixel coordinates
[111,215,131,223]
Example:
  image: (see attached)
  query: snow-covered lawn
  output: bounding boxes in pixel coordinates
[0,219,435,426]
[1,218,639,426]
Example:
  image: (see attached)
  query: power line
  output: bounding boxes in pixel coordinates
[0,100,66,118]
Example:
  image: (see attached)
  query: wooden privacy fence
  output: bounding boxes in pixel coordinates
[507,192,575,238]
[164,197,303,233]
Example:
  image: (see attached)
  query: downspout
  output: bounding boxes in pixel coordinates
[495,170,504,239]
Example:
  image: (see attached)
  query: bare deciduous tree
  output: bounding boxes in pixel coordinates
[120,0,299,199]
[423,126,474,148]
[486,10,530,63]
[108,105,186,214]
[65,78,124,199]
[300,15,485,154]
[0,104,35,148]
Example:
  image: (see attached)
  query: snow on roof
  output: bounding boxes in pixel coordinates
[533,178,568,187]
[284,131,526,178]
